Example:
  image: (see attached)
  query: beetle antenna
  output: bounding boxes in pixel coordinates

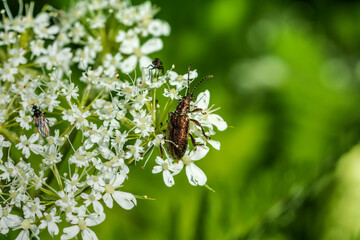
[191,75,213,95]
[187,64,191,96]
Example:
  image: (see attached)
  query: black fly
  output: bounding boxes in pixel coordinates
[32,105,51,137]
[148,58,165,78]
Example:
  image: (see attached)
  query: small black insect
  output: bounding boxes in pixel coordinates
[32,105,51,137]
[148,58,164,77]
[166,65,213,160]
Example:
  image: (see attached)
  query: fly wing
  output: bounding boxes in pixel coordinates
[37,114,51,137]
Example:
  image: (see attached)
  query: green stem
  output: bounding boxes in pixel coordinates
[0,126,20,143]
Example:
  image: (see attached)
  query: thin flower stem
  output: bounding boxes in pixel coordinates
[59,124,75,139]
[51,164,63,190]
[81,82,91,107]
[133,194,156,200]
[119,116,135,129]
[79,166,88,180]
[39,185,58,198]
[204,184,215,192]
[5,95,16,116]
[158,98,173,129]
[84,88,106,112]
[3,122,19,128]
[152,88,156,124]
[0,126,20,143]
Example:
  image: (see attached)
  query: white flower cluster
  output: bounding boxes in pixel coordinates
[0,0,227,239]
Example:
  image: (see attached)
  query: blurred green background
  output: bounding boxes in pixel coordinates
[6,0,360,239]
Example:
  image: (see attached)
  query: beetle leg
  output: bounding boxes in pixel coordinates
[190,119,210,139]
[189,108,203,114]
[190,133,203,147]
[156,69,160,78]
[160,66,164,75]
[160,144,164,158]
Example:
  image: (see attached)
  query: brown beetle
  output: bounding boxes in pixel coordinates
[166,65,213,160]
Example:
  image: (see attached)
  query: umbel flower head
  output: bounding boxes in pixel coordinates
[0,0,227,239]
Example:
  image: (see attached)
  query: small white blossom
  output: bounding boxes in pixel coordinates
[64,173,84,192]
[152,157,183,187]
[0,63,18,82]
[148,19,171,37]
[193,90,228,131]
[124,139,144,161]
[12,217,39,240]
[182,146,209,186]
[102,173,136,210]
[0,206,22,234]
[39,208,61,237]
[9,48,27,66]
[61,206,105,240]
[120,37,163,73]
[60,82,79,102]
[89,14,106,29]
[15,111,32,130]
[15,134,41,159]
[81,191,104,213]
[30,39,47,57]
[0,135,11,160]
[23,197,45,220]
[168,69,198,90]
[70,22,85,43]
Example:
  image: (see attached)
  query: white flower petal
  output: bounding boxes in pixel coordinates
[196,90,210,109]
[120,55,137,73]
[163,170,175,187]
[15,230,29,240]
[85,213,105,226]
[48,222,59,236]
[0,218,9,234]
[93,201,104,213]
[90,134,101,143]
[167,71,178,80]
[22,148,30,159]
[139,56,152,69]
[102,193,113,208]
[186,163,207,186]
[112,191,137,210]
[29,133,39,143]
[120,37,139,54]
[141,38,163,55]
[152,165,163,174]
[155,156,164,165]
[61,226,80,240]
[115,30,126,43]
[6,214,22,227]
[38,220,47,230]
[185,70,198,80]
[169,161,184,175]
[208,140,220,150]
[189,146,209,161]
[208,114,227,131]
[82,228,98,240]
[80,193,89,199]
[113,173,126,187]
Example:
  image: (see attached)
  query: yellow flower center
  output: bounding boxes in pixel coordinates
[21,219,31,230]
[105,184,114,194]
